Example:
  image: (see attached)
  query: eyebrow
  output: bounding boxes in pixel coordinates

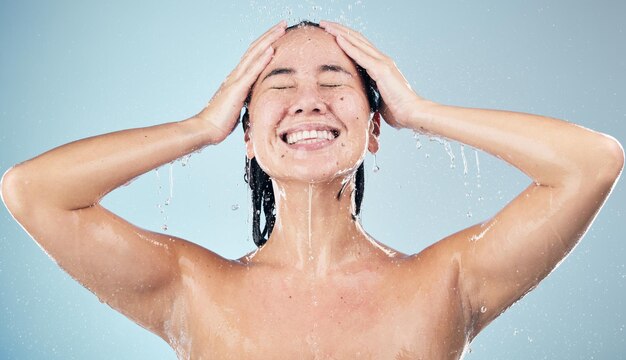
[261,68,295,82]
[319,64,353,76]
[261,64,353,83]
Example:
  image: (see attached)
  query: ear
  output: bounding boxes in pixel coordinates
[367,111,381,154]
[244,128,255,160]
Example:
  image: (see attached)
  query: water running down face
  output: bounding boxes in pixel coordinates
[245,25,380,184]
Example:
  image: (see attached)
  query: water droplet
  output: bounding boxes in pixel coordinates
[466,211,473,218]
[413,131,422,149]
[231,204,240,211]
[372,154,380,173]
[429,135,444,144]
[164,198,170,206]
[161,224,168,231]
[180,154,191,167]
[480,306,487,313]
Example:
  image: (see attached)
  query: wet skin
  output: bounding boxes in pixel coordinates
[159,25,474,359]
[166,26,470,359]
[172,248,469,359]
[1,19,622,360]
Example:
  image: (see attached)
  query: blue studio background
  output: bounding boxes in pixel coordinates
[1,1,624,359]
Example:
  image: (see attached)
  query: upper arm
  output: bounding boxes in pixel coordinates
[431,155,622,339]
[2,173,224,341]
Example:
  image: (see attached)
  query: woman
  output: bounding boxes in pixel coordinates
[1,20,623,359]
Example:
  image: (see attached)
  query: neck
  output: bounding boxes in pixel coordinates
[247,174,382,277]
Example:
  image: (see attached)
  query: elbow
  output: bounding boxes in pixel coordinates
[599,135,624,182]
[1,165,31,218]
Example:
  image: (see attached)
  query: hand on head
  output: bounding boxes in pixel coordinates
[197,19,417,147]
[319,20,422,130]
[197,20,288,144]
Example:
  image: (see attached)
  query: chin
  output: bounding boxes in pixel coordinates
[271,157,360,185]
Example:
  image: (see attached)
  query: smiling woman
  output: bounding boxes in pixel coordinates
[239,21,381,247]
[1,15,624,360]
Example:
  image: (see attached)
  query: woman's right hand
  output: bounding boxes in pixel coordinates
[196,20,287,144]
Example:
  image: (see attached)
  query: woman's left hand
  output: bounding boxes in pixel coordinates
[320,20,423,129]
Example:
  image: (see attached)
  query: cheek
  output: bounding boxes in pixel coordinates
[330,92,370,129]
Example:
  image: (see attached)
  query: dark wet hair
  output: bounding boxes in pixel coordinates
[242,20,380,247]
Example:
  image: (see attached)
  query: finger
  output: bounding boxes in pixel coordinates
[334,34,381,77]
[240,21,286,66]
[241,46,275,84]
[321,22,386,62]
[237,21,286,72]
[248,20,287,51]
[234,25,285,80]
[320,20,379,53]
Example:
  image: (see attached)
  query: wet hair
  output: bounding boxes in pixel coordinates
[242,20,380,247]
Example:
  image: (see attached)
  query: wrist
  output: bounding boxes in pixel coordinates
[187,113,226,145]
[405,97,438,132]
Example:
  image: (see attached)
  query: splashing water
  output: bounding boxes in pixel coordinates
[155,163,175,231]
[413,131,422,150]
[443,140,455,169]
[470,219,497,242]
[155,167,163,195]
[474,149,481,189]
[180,154,191,167]
[166,162,174,205]
[460,144,468,176]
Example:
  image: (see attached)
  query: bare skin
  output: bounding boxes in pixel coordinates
[1,20,624,359]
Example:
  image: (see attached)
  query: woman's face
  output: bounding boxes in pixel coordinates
[246,26,378,184]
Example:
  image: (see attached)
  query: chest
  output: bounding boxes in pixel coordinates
[182,266,469,359]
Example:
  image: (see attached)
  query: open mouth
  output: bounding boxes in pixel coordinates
[280,128,340,145]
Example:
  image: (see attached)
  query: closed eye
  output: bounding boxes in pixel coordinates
[320,84,342,88]
[271,86,295,90]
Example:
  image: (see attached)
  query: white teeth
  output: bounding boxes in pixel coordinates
[286,130,336,145]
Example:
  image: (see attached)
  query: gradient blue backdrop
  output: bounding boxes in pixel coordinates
[1,1,624,359]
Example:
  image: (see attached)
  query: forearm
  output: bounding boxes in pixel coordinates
[3,115,216,211]
[406,99,623,187]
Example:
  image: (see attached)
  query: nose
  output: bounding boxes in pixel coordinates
[288,85,328,116]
